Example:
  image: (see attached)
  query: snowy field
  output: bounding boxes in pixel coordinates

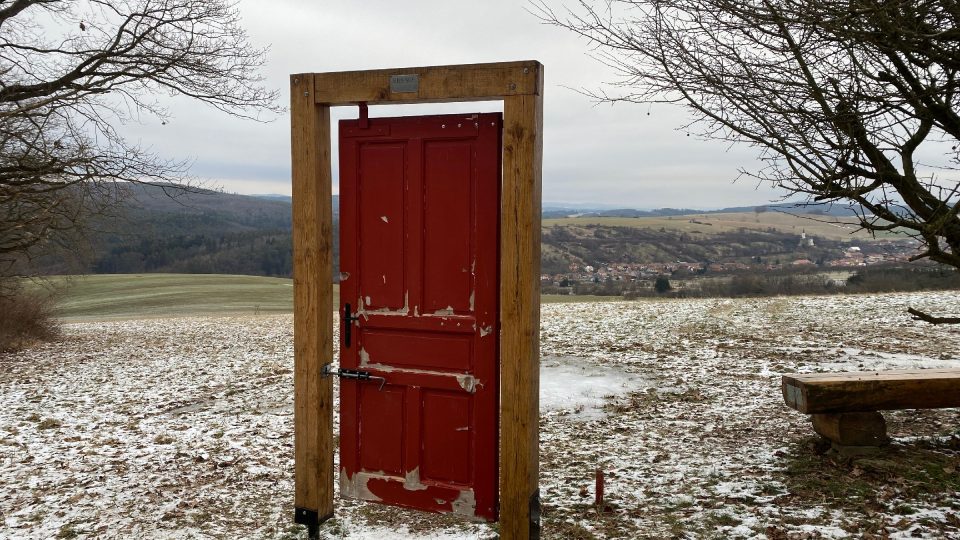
[1,291,959,539]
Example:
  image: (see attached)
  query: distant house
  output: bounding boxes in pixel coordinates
[791,259,815,266]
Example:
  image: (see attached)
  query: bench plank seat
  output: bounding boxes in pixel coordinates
[782,368,960,414]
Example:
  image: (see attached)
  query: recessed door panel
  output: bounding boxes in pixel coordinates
[357,143,406,311]
[421,391,472,485]
[423,140,474,314]
[360,329,472,372]
[358,385,405,475]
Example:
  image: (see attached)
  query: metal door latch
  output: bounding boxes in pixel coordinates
[322,364,386,390]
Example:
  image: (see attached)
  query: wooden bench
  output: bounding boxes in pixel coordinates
[782,369,960,450]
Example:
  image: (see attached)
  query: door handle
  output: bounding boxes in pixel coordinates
[343,303,361,348]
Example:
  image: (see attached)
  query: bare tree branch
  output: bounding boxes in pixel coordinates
[907,307,960,324]
[0,0,278,278]
[536,0,960,322]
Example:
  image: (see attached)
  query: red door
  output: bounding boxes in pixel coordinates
[338,112,501,521]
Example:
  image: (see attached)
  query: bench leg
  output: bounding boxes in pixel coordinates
[811,412,890,452]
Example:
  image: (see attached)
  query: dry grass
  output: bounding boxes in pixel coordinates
[0,282,59,352]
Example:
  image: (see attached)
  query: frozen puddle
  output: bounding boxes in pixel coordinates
[539,355,647,419]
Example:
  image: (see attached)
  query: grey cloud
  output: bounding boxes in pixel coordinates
[110,0,785,208]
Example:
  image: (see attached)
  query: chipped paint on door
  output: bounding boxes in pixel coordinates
[338,112,501,521]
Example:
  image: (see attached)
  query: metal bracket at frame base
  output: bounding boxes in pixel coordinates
[294,507,332,540]
[529,489,541,539]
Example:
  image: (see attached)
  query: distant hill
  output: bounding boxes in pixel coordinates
[542,202,859,219]
[250,194,292,203]
[32,184,291,277]
[34,184,904,279]
[86,184,299,277]
[124,184,292,229]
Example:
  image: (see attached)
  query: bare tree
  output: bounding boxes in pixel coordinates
[536,0,960,322]
[0,0,278,276]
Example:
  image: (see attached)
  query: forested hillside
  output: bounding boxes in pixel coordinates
[37,184,305,277]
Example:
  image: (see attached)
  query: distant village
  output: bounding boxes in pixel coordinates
[541,231,919,292]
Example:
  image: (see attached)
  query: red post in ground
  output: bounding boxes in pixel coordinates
[595,469,604,508]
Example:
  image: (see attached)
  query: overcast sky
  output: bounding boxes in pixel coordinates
[125,0,795,209]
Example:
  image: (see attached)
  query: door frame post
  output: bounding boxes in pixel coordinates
[291,74,335,534]
[291,60,544,540]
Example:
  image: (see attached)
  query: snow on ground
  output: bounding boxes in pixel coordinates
[1,291,959,539]
[540,356,647,420]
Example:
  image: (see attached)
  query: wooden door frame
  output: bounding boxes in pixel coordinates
[291,60,543,540]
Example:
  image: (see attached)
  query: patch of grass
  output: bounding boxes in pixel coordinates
[605,388,709,414]
[543,520,598,539]
[278,523,309,540]
[706,512,742,527]
[894,503,917,515]
[658,511,688,537]
[37,418,61,430]
[189,510,212,525]
[542,294,625,304]
[45,274,320,321]
[153,434,175,445]
[758,482,783,496]
[45,273,629,321]
[55,523,79,539]
[779,436,960,513]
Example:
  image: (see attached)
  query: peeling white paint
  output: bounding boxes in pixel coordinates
[456,374,477,393]
[450,488,477,517]
[354,296,370,321]
[432,306,455,316]
[364,363,478,393]
[382,275,386,284]
[339,272,350,281]
[380,215,389,223]
[361,291,410,316]
[403,468,428,491]
[455,426,469,432]
[480,325,493,337]
[339,468,383,502]
[365,296,371,306]
[468,290,475,311]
